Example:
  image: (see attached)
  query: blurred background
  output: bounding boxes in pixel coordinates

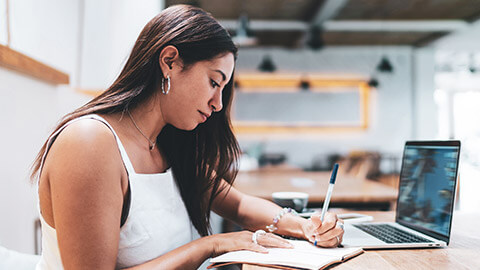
[1,0,480,260]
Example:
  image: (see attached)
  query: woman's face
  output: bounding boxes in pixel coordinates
[161,52,235,130]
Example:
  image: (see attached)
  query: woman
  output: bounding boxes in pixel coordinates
[31,5,344,269]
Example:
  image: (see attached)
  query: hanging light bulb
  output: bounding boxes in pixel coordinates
[300,79,310,90]
[468,53,476,73]
[376,56,394,73]
[258,55,276,72]
[368,78,379,88]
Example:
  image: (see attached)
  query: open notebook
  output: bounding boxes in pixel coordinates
[208,240,363,270]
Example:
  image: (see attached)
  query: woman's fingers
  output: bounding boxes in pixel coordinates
[213,231,295,256]
[304,212,338,240]
[313,219,344,248]
[313,224,344,243]
[315,212,338,234]
[316,234,343,248]
[302,212,345,248]
[234,231,293,255]
[248,242,269,253]
[256,232,294,249]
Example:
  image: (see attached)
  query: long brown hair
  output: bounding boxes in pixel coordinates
[31,5,240,236]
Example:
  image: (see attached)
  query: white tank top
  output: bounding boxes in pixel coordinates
[36,114,194,269]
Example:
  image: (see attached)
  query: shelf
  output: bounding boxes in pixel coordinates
[235,73,368,92]
[233,74,371,133]
[0,44,69,85]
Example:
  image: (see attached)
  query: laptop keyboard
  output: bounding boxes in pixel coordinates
[353,224,434,243]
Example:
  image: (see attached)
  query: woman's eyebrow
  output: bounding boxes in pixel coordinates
[212,69,226,81]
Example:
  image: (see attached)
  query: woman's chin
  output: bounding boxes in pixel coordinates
[174,122,200,131]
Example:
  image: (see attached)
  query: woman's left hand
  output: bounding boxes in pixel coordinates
[301,212,344,248]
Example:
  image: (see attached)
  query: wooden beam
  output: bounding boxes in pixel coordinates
[220,20,308,31]
[219,19,468,32]
[323,20,468,32]
[0,44,69,85]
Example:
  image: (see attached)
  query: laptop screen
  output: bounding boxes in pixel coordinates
[396,141,460,243]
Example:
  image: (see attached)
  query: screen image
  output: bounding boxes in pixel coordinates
[397,145,459,237]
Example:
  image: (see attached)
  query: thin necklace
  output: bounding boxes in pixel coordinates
[127,110,156,151]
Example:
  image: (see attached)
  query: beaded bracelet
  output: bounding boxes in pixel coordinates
[266,207,299,233]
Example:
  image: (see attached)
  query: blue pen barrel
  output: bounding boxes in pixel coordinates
[329,163,339,184]
[321,163,339,221]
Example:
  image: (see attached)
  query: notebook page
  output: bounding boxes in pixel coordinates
[210,240,361,270]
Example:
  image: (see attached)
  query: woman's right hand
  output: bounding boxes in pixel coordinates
[210,230,293,257]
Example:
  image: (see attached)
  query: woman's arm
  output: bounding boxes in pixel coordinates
[45,121,291,270]
[45,120,127,269]
[212,180,344,247]
[125,230,293,270]
[212,183,304,237]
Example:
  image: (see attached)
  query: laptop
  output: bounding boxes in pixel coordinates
[342,140,461,249]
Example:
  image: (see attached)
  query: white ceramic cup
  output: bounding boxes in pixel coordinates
[271,191,309,213]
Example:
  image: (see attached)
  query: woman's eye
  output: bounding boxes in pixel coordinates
[211,79,219,88]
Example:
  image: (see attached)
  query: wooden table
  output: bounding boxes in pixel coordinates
[234,171,398,210]
[243,210,480,269]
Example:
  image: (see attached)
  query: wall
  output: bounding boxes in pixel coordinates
[412,47,437,140]
[235,47,435,168]
[1,0,163,89]
[79,0,163,89]
[2,0,81,77]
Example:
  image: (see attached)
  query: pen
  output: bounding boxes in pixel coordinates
[320,163,339,222]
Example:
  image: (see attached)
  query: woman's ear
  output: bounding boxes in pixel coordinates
[158,45,180,76]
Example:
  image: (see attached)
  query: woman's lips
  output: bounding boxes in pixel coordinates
[199,111,208,122]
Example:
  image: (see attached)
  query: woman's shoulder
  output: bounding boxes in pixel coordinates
[56,117,117,149]
[45,117,122,174]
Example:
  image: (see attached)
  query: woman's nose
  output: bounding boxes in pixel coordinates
[209,90,223,112]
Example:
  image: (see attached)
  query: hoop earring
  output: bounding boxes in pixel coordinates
[162,75,171,95]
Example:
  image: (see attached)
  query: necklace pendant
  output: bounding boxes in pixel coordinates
[128,109,157,152]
